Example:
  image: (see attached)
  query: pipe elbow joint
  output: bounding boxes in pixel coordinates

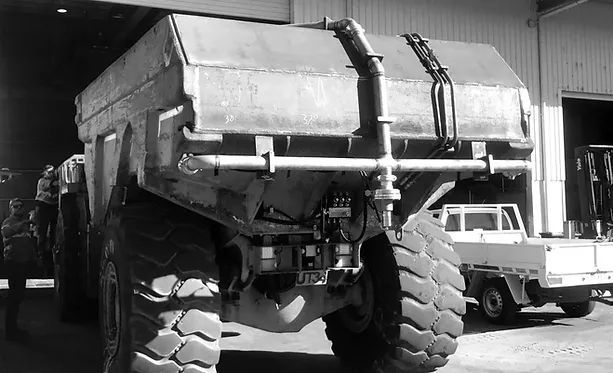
[330,18,363,36]
[367,58,385,76]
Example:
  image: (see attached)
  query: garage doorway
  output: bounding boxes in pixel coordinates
[563,94,613,221]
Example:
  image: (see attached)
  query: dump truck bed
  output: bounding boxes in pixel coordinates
[74,15,532,233]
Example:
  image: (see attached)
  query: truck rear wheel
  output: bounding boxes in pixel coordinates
[560,300,596,317]
[324,212,466,372]
[479,277,517,324]
[100,204,221,373]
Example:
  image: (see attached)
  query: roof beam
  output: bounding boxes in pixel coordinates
[538,0,591,19]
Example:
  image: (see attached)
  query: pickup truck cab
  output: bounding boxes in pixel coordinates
[434,204,613,324]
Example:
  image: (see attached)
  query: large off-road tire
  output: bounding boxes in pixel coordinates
[54,205,84,322]
[324,212,466,372]
[100,203,221,373]
[479,277,517,324]
[560,300,596,318]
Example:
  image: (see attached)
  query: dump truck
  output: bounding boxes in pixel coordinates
[53,14,532,373]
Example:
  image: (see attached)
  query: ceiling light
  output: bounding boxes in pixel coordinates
[57,8,68,14]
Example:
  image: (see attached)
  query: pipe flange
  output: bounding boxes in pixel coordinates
[373,188,401,201]
[377,173,397,183]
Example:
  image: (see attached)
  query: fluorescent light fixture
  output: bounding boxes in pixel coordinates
[57,8,68,13]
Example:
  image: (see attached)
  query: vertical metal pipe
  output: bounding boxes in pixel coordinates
[329,18,400,228]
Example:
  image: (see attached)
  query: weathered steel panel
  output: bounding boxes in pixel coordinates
[175,15,524,86]
[172,15,527,143]
[76,19,183,134]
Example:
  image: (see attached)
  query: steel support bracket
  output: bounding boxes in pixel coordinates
[263,151,275,174]
[486,154,496,174]
[365,52,384,61]
[376,116,395,124]
[255,135,276,179]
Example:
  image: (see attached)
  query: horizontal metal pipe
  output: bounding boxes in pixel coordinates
[182,155,531,173]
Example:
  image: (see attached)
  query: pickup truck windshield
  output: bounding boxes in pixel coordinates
[444,209,517,232]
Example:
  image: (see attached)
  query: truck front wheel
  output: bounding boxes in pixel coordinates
[99,204,221,373]
[560,300,596,317]
[479,278,517,324]
[324,212,466,372]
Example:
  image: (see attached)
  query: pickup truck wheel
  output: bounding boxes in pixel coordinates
[99,204,221,373]
[479,278,516,324]
[560,300,595,317]
[324,212,466,372]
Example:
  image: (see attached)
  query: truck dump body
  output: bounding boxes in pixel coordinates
[70,15,530,370]
[75,14,531,234]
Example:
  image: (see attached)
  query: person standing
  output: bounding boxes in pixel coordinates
[35,164,58,274]
[1,198,35,341]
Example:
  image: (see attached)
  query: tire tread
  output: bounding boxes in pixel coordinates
[324,212,465,373]
[101,204,221,373]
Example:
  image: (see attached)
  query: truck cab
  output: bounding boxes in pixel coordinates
[436,203,527,244]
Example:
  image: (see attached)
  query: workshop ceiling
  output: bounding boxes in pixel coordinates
[0,0,168,92]
[0,0,147,21]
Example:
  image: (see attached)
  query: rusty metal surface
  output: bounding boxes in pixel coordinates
[74,14,533,234]
[174,15,523,86]
[172,14,528,142]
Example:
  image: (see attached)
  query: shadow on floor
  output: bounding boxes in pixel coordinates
[219,351,346,373]
[463,301,573,335]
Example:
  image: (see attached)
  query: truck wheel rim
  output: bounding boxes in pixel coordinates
[102,253,120,371]
[483,287,503,318]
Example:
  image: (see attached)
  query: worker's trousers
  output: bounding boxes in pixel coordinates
[36,201,57,252]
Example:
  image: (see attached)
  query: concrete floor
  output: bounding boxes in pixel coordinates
[0,291,612,373]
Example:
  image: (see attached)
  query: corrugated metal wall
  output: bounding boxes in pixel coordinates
[291,0,538,99]
[95,0,290,22]
[292,0,544,232]
[539,1,613,232]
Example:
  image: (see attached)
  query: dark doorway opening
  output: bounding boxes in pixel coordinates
[563,97,613,220]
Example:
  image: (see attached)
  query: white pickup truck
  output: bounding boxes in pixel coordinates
[434,204,613,324]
